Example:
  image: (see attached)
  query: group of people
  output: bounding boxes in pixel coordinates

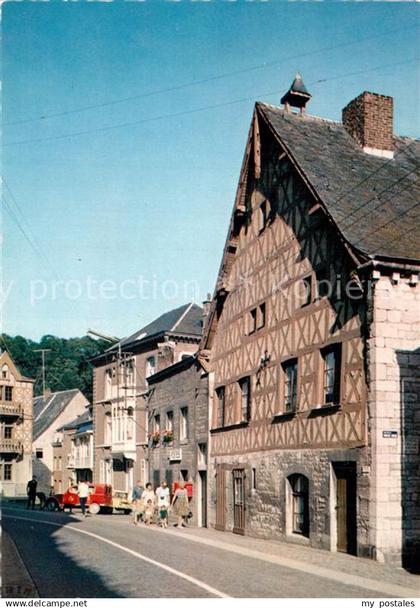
[131,480,190,528]
[26,475,90,516]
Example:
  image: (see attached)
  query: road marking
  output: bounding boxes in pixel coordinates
[96,515,418,599]
[2,514,229,598]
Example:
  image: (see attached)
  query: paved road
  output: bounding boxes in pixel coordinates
[0,506,401,598]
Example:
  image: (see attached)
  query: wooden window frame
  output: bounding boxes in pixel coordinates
[281,359,299,413]
[248,308,257,335]
[257,302,266,330]
[321,344,342,406]
[301,274,313,307]
[288,474,309,537]
[4,386,13,402]
[215,386,225,428]
[4,463,12,481]
[239,376,251,422]
[4,426,12,439]
[258,199,270,234]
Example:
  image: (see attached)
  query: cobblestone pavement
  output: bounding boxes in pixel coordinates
[1,505,419,598]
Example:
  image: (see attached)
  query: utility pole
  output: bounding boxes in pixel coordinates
[34,349,51,397]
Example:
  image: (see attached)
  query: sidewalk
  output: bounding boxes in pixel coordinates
[1,531,39,598]
[147,523,420,597]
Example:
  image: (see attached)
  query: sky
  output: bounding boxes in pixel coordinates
[2,1,419,341]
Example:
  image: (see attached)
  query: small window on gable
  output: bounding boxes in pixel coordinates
[249,308,257,335]
[301,275,313,307]
[321,344,342,405]
[258,200,270,233]
[257,302,266,329]
[2,365,8,379]
[36,449,43,460]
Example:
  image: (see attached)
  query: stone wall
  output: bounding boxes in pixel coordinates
[209,446,370,553]
[148,361,209,522]
[367,272,420,566]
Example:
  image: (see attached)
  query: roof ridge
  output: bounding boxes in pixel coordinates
[171,302,193,332]
[257,101,341,126]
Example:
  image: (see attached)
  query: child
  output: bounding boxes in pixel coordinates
[159,505,168,528]
[143,499,154,525]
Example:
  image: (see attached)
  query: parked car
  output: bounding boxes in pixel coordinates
[46,483,113,515]
[112,489,132,514]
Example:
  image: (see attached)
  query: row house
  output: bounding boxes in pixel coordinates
[201,76,420,568]
[146,353,209,526]
[91,302,203,502]
[0,351,34,497]
[52,407,93,493]
[33,388,88,492]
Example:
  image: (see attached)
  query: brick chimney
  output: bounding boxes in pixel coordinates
[342,91,394,159]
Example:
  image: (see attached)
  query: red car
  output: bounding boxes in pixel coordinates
[46,483,113,515]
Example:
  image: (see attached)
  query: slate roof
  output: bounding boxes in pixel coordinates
[112,302,203,350]
[59,409,91,432]
[257,103,420,261]
[33,389,80,440]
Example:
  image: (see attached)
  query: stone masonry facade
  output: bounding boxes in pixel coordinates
[366,270,420,567]
[147,358,209,524]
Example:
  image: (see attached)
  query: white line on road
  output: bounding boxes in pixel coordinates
[2,514,230,598]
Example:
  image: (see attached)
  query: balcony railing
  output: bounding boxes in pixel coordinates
[0,439,22,454]
[0,401,22,418]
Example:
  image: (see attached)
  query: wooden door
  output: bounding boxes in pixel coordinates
[335,464,357,555]
[233,469,246,535]
[215,467,226,531]
[199,471,207,527]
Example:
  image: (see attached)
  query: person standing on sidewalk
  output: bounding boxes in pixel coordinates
[171,481,189,528]
[156,481,170,528]
[131,481,144,526]
[77,480,90,518]
[26,476,37,510]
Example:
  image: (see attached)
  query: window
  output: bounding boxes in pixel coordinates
[36,449,43,459]
[181,469,189,481]
[180,407,189,441]
[198,443,207,466]
[258,303,266,329]
[124,360,135,387]
[239,377,251,421]
[301,275,313,307]
[146,356,156,378]
[126,406,134,441]
[4,463,12,481]
[4,386,13,401]
[154,414,160,433]
[258,199,270,232]
[249,304,266,334]
[216,386,225,428]
[288,474,309,536]
[252,467,257,491]
[166,410,173,431]
[2,365,8,379]
[4,426,12,439]
[322,345,341,405]
[104,413,112,445]
[282,359,298,412]
[248,308,257,335]
[104,369,112,398]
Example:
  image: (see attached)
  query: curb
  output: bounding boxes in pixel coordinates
[1,531,39,598]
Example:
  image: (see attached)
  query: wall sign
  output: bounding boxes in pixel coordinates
[382,430,398,438]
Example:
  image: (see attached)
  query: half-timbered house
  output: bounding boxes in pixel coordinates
[201,76,420,568]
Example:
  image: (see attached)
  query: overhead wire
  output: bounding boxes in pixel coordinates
[4,59,419,148]
[4,24,418,128]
